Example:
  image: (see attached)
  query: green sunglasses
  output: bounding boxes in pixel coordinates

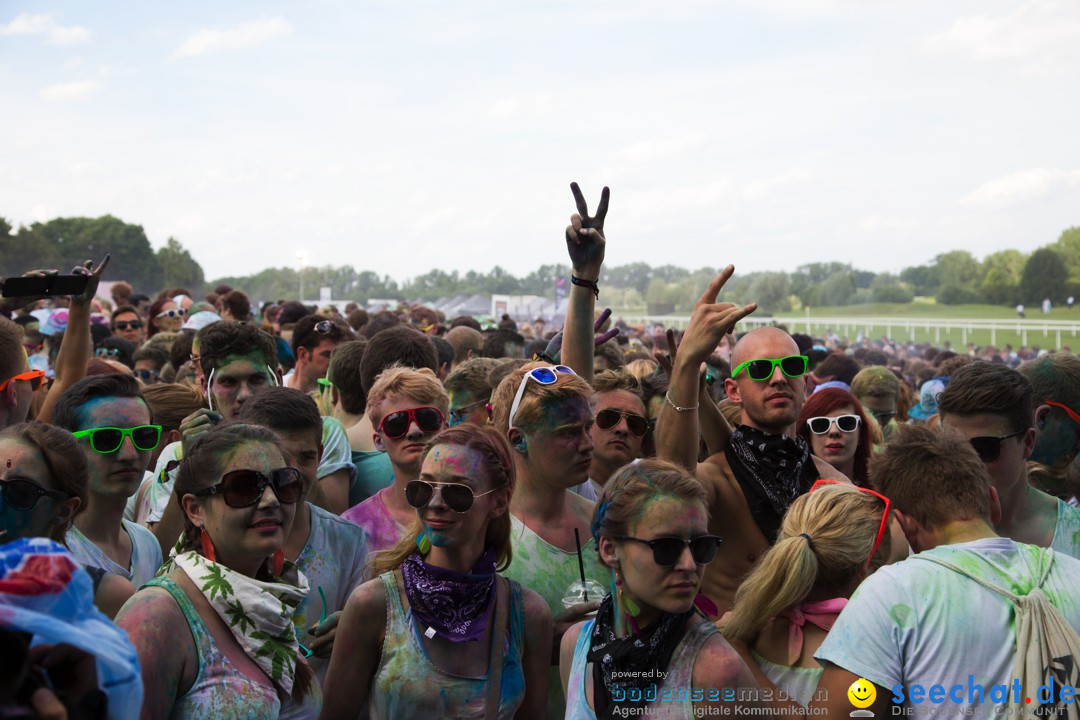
[732,355,809,382]
[72,425,163,454]
[316,378,333,390]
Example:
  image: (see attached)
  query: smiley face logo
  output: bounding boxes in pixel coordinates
[848,678,876,709]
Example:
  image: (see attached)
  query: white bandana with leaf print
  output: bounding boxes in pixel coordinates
[172,550,309,695]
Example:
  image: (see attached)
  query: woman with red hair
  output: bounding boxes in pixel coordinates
[797,388,877,487]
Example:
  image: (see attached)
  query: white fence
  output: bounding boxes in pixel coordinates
[620,315,1080,348]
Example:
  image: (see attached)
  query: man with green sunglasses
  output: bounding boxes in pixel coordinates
[53,373,163,588]
[657,272,847,617]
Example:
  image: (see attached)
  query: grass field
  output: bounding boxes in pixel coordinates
[771,302,1080,350]
[615,300,1080,350]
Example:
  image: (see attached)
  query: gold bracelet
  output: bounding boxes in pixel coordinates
[665,392,698,413]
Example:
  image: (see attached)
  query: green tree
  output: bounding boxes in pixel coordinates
[748,272,791,312]
[817,270,857,306]
[899,263,938,296]
[934,250,980,290]
[156,238,205,294]
[28,216,161,292]
[870,274,914,303]
[979,250,1025,305]
[1051,226,1080,284]
[1019,248,1067,305]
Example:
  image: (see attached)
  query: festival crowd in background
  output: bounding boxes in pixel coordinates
[1,184,1079,719]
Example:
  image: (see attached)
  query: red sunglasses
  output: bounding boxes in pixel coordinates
[810,478,891,569]
[0,370,45,393]
[1046,400,1080,426]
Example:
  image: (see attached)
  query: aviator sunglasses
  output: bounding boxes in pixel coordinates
[595,409,649,437]
[192,467,303,508]
[614,535,723,566]
[732,355,809,382]
[405,479,497,514]
[378,407,444,439]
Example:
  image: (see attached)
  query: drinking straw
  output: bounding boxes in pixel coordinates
[574,528,588,601]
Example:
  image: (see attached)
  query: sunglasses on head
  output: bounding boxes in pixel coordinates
[732,355,808,382]
[807,414,861,435]
[378,407,444,439]
[810,478,890,569]
[615,535,723,566]
[156,308,186,319]
[0,478,67,511]
[596,408,648,437]
[72,425,162,454]
[296,319,335,349]
[969,428,1026,462]
[0,370,45,393]
[508,365,576,427]
[405,479,497,513]
[113,321,143,331]
[192,467,303,508]
[448,399,489,427]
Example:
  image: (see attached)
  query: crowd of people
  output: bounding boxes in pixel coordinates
[1,183,1079,719]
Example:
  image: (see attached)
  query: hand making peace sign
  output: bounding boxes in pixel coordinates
[565,182,609,281]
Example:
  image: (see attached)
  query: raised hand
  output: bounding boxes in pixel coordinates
[565,182,609,281]
[71,254,110,305]
[676,266,757,367]
[540,309,620,363]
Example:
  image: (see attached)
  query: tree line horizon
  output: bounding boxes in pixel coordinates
[4,215,1078,314]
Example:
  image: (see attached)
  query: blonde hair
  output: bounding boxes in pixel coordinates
[591,459,706,563]
[717,398,743,427]
[625,358,659,384]
[490,361,594,433]
[366,364,449,428]
[724,484,890,642]
[370,425,516,575]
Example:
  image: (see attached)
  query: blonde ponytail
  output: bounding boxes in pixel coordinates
[724,484,889,642]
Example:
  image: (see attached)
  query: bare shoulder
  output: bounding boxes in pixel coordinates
[345,576,388,616]
[560,620,587,663]
[693,627,757,689]
[95,573,136,619]
[114,585,189,644]
[812,457,850,483]
[520,585,553,624]
[696,454,733,504]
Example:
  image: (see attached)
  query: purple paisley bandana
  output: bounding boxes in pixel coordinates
[402,548,496,643]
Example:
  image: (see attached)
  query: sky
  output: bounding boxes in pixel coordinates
[2,0,1078,284]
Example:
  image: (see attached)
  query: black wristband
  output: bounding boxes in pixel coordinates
[571,275,599,299]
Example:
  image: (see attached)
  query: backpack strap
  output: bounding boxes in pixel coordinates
[911,547,1055,605]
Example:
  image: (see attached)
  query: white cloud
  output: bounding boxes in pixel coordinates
[961,168,1080,207]
[0,12,90,45]
[616,135,705,163]
[922,0,1080,73]
[38,80,100,102]
[171,17,292,60]
[742,167,812,201]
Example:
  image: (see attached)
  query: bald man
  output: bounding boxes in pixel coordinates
[657,273,845,615]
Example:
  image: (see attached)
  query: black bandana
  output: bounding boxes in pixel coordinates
[587,595,692,719]
[401,549,496,643]
[725,425,819,543]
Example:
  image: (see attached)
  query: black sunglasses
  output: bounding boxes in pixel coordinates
[192,467,303,508]
[405,479,497,513]
[379,407,444,439]
[595,409,648,437]
[970,429,1026,462]
[113,321,143,331]
[0,478,67,511]
[615,535,723,566]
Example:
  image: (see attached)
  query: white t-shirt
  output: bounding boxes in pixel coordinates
[1051,498,1080,560]
[816,538,1080,716]
[569,477,602,502]
[65,519,164,588]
